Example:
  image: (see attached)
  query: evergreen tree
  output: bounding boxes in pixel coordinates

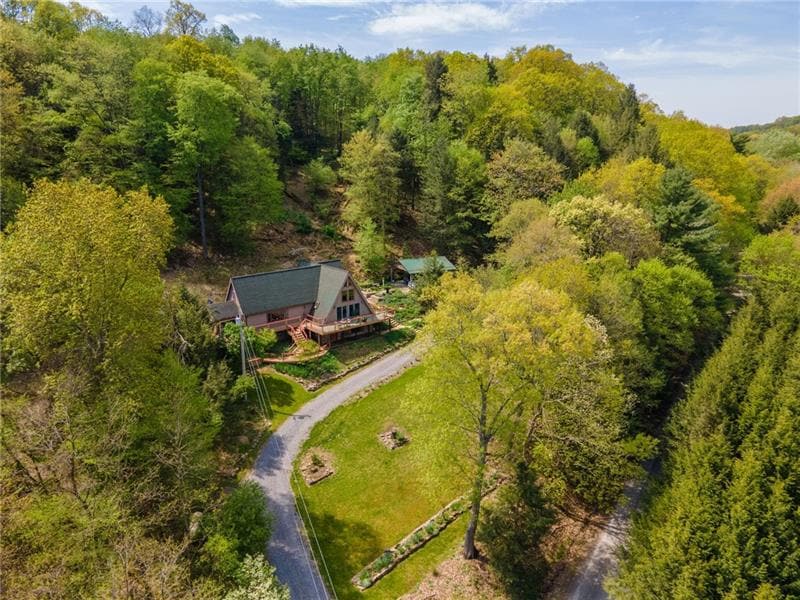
[654,167,732,287]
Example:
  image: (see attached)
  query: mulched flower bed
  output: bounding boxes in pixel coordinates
[378,426,410,450]
[299,448,334,486]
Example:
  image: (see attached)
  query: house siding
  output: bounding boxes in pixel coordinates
[246,303,314,331]
[323,276,373,323]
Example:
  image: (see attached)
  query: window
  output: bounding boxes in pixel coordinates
[341,288,354,302]
[348,303,360,317]
[267,311,287,322]
[336,306,345,320]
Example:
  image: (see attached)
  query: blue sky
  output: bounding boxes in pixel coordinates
[92,1,799,127]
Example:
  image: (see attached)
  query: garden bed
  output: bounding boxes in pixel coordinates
[260,346,329,364]
[378,426,410,450]
[299,448,335,485]
[274,329,415,390]
[351,474,504,591]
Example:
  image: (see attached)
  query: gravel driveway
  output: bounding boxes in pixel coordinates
[250,347,419,600]
[566,459,658,600]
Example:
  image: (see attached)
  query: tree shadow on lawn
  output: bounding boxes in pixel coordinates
[265,376,300,408]
[306,510,383,600]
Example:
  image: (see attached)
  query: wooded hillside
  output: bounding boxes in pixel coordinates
[2,1,799,598]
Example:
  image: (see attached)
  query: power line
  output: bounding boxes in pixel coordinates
[275,437,339,600]
[285,438,339,600]
[238,323,336,599]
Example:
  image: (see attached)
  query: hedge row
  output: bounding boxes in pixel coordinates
[351,473,503,590]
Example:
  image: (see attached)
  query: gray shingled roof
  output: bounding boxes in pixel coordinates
[229,261,351,317]
[207,301,239,322]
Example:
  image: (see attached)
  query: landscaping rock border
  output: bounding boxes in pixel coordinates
[351,473,504,591]
[275,329,416,391]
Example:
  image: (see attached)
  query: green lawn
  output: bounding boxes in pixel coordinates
[292,365,469,599]
[262,369,316,430]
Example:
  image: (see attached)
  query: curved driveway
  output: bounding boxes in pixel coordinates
[250,348,419,600]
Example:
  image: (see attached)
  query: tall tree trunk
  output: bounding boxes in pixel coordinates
[197,170,208,259]
[464,390,489,559]
[463,437,487,559]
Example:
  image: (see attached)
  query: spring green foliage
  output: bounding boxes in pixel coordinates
[483,139,565,221]
[420,271,653,559]
[222,322,278,364]
[224,555,290,600]
[551,194,660,263]
[1,2,798,594]
[202,482,272,581]
[354,217,389,279]
[340,130,401,233]
[609,228,800,600]
[301,158,337,196]
[0,179,273,597]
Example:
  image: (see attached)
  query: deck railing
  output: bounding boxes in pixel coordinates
[253,307,393,334]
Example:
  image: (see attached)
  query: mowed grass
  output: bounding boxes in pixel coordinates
[262,369,316,430]
[292,365,469,599]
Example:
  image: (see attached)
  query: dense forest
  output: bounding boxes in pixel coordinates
[608,231,800,599]
[1,0,799,598]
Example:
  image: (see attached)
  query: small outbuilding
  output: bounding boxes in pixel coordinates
[396,256,456,286]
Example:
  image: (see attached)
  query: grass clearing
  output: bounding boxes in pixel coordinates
[292,364,469,599]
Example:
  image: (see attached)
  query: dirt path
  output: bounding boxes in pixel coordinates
[250,347,419,600]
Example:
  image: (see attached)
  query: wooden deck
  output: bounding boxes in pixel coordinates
[254,310,392,336]
[303,311,391,335]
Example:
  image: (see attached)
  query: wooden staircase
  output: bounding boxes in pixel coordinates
[288,323,307,345]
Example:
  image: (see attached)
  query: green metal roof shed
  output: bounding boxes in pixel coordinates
[397,256,456,275]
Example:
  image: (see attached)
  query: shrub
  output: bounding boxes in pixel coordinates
[289,210,313,234]
[230,374,256,404]
[215,482,273,558]
[311,453,324,468]
[274,353,342,379]
[374,552,393,571]
[201,532,241,582]
[202,481,273,582]
[224,555,290,600]
[295,339,321,357]
[223,324,278,363]
[381,290,422,322]
[321,223,340,239]
[302,158,337,195]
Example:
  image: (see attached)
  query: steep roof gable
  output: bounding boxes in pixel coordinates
[314,265,349,319]
[230,264,321,316]
[229,260,352,317]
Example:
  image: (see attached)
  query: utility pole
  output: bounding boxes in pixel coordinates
[235,315,246,375]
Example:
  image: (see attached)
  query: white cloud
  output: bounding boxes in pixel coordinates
[368,3,515,35]
[603,38,794,69]
[274,0,367,6]
[213,12,263,27]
